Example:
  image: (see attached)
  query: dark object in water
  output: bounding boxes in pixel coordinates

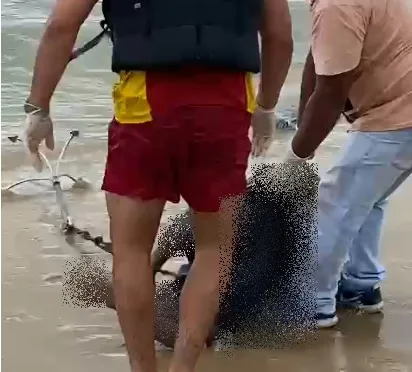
[153,163,318,349]
[276,108,298,130]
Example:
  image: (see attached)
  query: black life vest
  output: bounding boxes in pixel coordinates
[70,0,263,73]
[102,0,263,73]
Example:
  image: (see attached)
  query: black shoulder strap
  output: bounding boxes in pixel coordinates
[70,21,111,61]
[70,0,112,62]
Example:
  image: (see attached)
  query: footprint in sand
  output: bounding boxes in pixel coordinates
[57,323,124,354]
[56,324,168,356]
[40,245,71,260]
[41,272,63,286]
[4,311,42,322]
[97,341,170,358]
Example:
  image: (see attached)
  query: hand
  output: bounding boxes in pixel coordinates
[282,139,315,164]
[24,104,55,172]
[280,140,316,195]
[251,105,278,157]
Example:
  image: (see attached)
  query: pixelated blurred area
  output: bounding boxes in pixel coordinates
[155,163,319,349]
[219,163,319,348]
[62,163,319,349]
[62,256,111,308]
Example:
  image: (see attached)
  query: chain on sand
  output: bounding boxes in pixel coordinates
[63,224,113,254]
[62,224,179,278]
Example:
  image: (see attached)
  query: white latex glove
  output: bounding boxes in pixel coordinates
[251,105,278,157]
[24,104,55,172]
[283,139,315,163]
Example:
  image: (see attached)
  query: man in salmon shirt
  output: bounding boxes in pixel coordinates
[289,0,412,328]
[23,0,293,370]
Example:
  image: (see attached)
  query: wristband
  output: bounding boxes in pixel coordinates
[287,141,314,161]
[24,99,48,116]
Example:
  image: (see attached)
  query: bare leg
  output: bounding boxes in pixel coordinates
[169,196,241,372]
[105,241,174,311]
[106,193,165,372]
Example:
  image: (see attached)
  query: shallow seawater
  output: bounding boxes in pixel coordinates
[2,0,412,371]
[3,142,412,372]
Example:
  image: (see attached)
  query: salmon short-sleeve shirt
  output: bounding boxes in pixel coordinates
[310,0,412,131]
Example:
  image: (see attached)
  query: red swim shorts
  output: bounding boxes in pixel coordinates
[102,106,251,213]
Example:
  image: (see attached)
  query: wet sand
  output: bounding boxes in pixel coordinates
[2,138,412,372]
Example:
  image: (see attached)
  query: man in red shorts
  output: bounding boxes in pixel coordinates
[24,0,293,370]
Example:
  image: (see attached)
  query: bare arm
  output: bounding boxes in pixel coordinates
[292,71,355,157]
[297,49,316,126]
[292,4,367,157]
[28,0,99,110]
[257,0,294,109]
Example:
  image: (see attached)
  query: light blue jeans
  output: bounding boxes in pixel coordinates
[316,127,412,315]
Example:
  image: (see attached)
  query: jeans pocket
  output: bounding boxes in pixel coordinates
[391,141,412,171]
